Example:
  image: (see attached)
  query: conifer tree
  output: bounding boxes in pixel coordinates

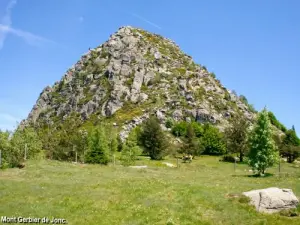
[281,126,300,163]
[248,108,279,175]
[183,123,201,156]
[121,128,142,166]
[85,126,109,165]
[139,116,168,160]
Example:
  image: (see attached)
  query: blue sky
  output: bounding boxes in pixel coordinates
[0,0,299,135]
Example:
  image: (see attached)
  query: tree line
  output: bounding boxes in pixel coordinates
[0,109,299,176]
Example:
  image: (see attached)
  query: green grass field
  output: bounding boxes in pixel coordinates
[1,156,300,225]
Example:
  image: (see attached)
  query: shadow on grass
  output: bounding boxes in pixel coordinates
[232,173,274,178]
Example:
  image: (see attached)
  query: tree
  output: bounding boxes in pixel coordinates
[121,128,142,166]
[239,95,248,105]
[0,130,11,168]
[200,124,226,155]
[191,122,204,138]
[171,121,188,137]
[72,129,89,162]
[248,108,279,176]
[85,126,109,165]
[225,114,250,162]
[181,123,202,156]
[281,128,300,163]
[139,116,168,160]
[37,112,84,161]
[7,127,42,167]
[107,127,118,163]
[268,111,287,132]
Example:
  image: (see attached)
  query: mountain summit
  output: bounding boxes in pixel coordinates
[23,26,256,140]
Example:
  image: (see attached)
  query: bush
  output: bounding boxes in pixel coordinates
[210,72,216,78]
[8,127,42,167]
[120,128,142,166]
[191,122,204,138]
[121,145,142,166]
[165,117,174,129]
[221,154,237,163]
[201,124,226,155]
[268,111,287,133]
[172,121,188,137]
[239,95,248,105]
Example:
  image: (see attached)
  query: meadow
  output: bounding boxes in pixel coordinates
[1,156,300,225]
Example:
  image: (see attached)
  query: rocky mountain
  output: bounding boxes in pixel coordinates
[22,26,258,140]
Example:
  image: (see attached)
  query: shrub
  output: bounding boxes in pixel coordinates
[210,72,216,78]
[165,117,174,129]
[221,154,237,163]
[239,95,248,105]
[200,124,226,155]
[172,121,188,137]
[224,92,231,101]
[9,127,42,167]
[125,77,134,87]
[195,87,206,101]
[120,129,142,166]
[268,111,287,133]
[191,122,204,138]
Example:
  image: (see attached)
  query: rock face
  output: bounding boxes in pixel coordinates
[22,25,261,140]
[243,187,299,213]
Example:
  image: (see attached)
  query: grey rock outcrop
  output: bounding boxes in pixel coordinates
[243,187,299,214]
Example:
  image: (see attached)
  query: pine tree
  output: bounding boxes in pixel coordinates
[183,123,201,156]
[85,126,109,165]
[225,114,250,162]
[140,116,168,160]
[281,127,300,163]
[248,108,279,175]
[121,128,142,166]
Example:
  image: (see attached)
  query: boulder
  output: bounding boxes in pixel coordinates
[94,57,107,67]
[172,109,183,121]
[129,165,147,169]
[243,187,299,214]
[143,71,155,86]
[138,93,148,102]
[162,162,176,168]
[178,79,187,90]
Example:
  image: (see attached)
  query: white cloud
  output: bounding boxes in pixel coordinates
[0,0,55,50]
[0,24,55,46]
[131,13,162,30]
[0,0,16,49]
